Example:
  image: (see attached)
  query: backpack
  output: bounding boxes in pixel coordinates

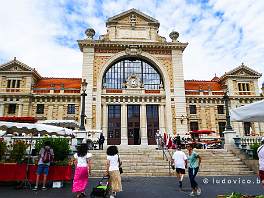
[42,148,52,163]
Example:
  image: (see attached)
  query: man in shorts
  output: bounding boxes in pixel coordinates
[33,141,54,191]
[258,137,264,186]
[171,145,187,189]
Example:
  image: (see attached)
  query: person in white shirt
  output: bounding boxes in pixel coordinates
[106,146,122,198]
[72,143,92,198]
[171,145,187,189]
[257,137,264,185]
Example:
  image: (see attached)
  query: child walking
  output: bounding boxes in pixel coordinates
[72,143,92,198]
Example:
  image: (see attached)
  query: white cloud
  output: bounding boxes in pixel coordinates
[0,0,263,89]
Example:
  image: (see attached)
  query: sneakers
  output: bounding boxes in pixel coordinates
[189,191,196,196]
[32,186,38,191]
[197,187,202,196]
[41,186,47,190]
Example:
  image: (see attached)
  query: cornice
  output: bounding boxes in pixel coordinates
[77,40,188,52]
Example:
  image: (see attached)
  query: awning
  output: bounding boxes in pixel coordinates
[0,121,75,137]
[230,100,264,122]
[37,120,79,128]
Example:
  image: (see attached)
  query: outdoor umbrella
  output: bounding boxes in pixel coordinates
[37,120,79,129]
[0,121,75,137]
[230,100,264,122]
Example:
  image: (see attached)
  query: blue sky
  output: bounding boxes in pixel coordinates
[0,0,263,89]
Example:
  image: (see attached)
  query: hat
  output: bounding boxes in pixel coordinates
[261,137,264,143]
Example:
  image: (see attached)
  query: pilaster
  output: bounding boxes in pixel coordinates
[171,50,188,135]
[140,104,147,145]
[121,103,128,145]
[82,47,95,130]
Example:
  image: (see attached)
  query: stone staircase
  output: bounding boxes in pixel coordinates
[89,146,254,177]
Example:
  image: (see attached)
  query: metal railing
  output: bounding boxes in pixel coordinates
[156,135,173,175]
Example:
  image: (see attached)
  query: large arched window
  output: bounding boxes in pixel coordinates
[102,58,163,90]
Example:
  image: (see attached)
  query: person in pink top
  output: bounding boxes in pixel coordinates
[72,143,92,198]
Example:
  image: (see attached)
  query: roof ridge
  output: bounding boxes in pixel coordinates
[184,80,218,82]
[41,77,82,80]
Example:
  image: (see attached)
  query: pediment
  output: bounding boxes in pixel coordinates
[221,63,262,79]
[106,8,159,27]
[0,58,42,79]
[0,59,33,72]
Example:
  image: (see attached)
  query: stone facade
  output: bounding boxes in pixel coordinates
[0,9,263,145]
[0,58,81,123]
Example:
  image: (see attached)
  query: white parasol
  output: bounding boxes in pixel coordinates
[0,121,75,137]
[230,100,264,122]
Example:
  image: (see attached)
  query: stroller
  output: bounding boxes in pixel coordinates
[90,176,111,198]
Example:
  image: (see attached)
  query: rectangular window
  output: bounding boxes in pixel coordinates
[190,122,199,131]
[244,122,251,136]
[67,104,75,114]
[189,105,197,114]
[238,83,250,91]
[217,105,224,114]
[218,122,226,137]
[8,104,16,114]
[7,80,11,88]
[16,80,21,88]
[36,104,44,114]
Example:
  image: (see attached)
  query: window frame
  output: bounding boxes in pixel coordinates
[36,104,45,114]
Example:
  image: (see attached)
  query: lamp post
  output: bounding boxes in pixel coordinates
[80,79,87,131]
[223,89,233,131]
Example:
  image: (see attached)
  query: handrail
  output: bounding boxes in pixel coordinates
[157,135,172,175]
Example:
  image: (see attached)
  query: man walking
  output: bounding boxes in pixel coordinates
[33,141,54,190]
[186,144,201,196]
[171,145,187,189]
[258,137,264,186]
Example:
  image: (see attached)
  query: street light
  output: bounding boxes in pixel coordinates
[223,87,233,131]
[80,79,87,131]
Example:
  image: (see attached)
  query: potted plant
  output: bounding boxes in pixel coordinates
[9,140,29,163]
[0,139,7,162]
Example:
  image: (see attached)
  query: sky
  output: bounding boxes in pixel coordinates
[0,0,263,89]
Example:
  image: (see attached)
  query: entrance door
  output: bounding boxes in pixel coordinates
[107,105,121,145]
[147,105,159,145]
[127,105,140,145]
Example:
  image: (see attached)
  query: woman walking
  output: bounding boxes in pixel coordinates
[105,146,122,198]
[186,144,201,196]
[72,143,92,198]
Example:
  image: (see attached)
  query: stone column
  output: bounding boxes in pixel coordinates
[0,103,4,116]
[171,50,188,135]
[47,106,53,120]
[140,104,148,145]
[82,47,94,130]
[18,104,23,117]
[159,104,165,133]
[102,104,108,142]
[121,104,128,145]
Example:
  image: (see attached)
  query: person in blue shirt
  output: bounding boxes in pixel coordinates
[186,144,202,196]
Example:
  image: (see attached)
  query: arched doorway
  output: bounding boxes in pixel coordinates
[102,58,164,145]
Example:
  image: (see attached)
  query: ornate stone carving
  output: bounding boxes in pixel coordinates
[126,74,142,89]
[125,45,142,55]
[169,31,179,42]
[85,28,95,40]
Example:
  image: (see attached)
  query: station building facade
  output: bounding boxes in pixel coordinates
[0,9,263,145]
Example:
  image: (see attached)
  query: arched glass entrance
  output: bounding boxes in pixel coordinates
[102,58,164,145]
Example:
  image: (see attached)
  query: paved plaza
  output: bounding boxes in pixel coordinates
[0,176,263,197]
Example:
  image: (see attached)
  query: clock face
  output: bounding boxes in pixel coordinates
[129,77,139,88]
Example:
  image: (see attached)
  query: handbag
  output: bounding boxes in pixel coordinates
[118,155,123,174]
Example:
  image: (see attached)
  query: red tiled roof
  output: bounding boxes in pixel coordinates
[184,80,222,91]
[34,78,81,89]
